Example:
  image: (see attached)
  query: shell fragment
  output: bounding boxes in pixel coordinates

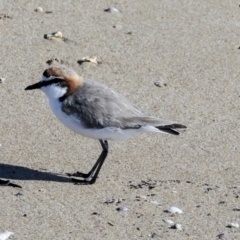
[167,206,183,214]
[0,231,14,240]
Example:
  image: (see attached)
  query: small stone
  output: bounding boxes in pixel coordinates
[15,192,23,196]
[0,14,12,19]
[46,57,63,65]
[233,207,240,211]
[216,233,227,239]
[147,233,157,238]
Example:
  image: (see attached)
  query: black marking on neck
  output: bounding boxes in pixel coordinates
[43,69,49,78]
[59,94,68,102]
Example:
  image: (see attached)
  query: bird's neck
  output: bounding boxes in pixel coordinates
[42,85,68,101]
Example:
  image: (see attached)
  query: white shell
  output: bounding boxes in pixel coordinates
[45,31,63,39]
[116,206,129,211]
[227,222,239,228]
[0,77,6,83]
[0,231,14,240]
[174,223,182,230]
[81,56,99,64]
[168,206,183,214]
[150,200,159,205]
[105,7,119,13]
[163,219,175,225]
[35,7,43,12]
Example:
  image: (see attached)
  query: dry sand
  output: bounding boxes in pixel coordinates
[0,0,240,239]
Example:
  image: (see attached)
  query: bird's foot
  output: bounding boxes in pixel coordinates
[66,171,91,179]
[71,177,96,185]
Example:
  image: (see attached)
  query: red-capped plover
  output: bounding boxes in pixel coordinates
[25,66,186,184]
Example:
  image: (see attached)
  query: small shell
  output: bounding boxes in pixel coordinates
[172,223,182,230]
[216,233,227,239]
[0,77,6,83]
[0,231,14,240]
[227,222,239,228]
[78,56,101,65]
[154,79,167,87]
[0,14,12,19]
[116,206,129,212]
[104,7,120,13]
[44,31,63,40]
[113,24,122,30]
[163,219,175,226]
[168,206,183,214]
[34,7,43,12]
[233,207,240,211]
[150,200,159,205]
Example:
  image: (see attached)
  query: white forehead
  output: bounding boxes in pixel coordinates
[41,75,63,82]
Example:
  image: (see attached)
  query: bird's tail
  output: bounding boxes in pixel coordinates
[156,123,187,135]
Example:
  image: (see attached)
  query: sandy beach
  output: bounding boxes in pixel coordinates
[0,0,240,239]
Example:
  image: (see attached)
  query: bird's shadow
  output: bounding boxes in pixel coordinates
[0,163,72,184]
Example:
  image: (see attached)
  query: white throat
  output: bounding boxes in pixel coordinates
[41,85,67,100]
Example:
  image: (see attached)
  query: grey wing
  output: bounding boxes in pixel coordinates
[62,80,145,129]
[62,80,186,134]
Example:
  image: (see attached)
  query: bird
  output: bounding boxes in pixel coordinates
[25,65,186,185]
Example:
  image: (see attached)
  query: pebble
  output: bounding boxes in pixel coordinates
[216,233,227,239]
[34,7,43,12]
[147,233,157,238]
[46,57,63,65]
[167,206,183,214]
[0,77,6,83]
[227,222,239,228]
[233,207,240,211]
[104,7,120,13]
[0,231,14,240]
[0,14,12,19]
[116,206,129,212]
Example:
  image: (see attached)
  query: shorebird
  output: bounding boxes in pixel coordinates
[25,65,186,184]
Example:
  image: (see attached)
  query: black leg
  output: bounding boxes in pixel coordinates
[70,140,108,185]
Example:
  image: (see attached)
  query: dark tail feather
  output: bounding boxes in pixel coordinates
[156,124,187,136]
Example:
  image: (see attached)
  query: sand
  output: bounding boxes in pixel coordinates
[0,0,240,239]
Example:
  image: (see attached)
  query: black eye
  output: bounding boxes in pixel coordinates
[43,70,49,78]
